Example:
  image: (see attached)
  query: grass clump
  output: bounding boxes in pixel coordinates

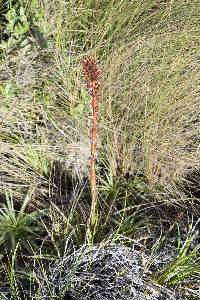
[0,188,43,256]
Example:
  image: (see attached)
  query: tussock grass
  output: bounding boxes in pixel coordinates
[42,0,200,193]
[102,31,200,184]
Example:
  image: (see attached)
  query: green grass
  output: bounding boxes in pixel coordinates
[0,187,43,255]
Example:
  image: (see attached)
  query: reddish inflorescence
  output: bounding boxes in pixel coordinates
[82,56,100,83]
[82,56,101,226]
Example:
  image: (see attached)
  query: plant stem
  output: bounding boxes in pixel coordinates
[82,56,100,229]
[90,81,98,225]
